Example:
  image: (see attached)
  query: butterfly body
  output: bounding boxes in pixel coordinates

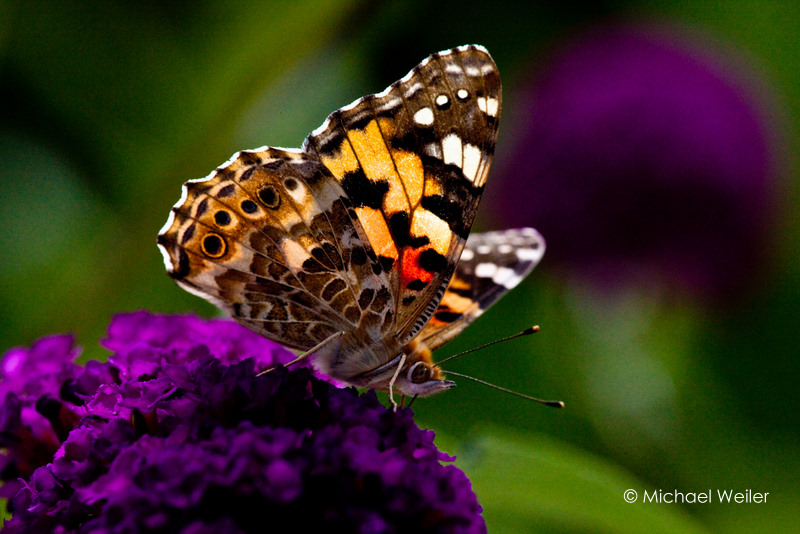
[157,45,545,399]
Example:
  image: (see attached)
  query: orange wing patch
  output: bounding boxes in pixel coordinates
[410,208,450,256]
[392,148,425,206]
[354,206,398,261]
[320,139,360,180]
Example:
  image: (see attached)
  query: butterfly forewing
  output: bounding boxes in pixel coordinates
[303,45,501,348]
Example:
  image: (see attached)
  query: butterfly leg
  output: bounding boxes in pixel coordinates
[257,331,344,376]
[387,353,407,411]
[258,351,310,375]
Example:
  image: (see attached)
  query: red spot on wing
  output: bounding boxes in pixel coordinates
[401,248,434,289]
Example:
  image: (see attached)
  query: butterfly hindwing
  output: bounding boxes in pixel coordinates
[157,147,392,351]
[419,228,546,351]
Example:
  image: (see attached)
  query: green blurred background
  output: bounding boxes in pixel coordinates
[1,1,798,532]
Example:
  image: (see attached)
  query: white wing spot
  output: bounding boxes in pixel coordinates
[493,266,516,283]
[413,107,434,126]
[517,247,544,262]
[475,262,497,278]
[465,66,480,77]
[477,245,491,254]
[436,94,449,107]
[494,267,524,289]
[446,63,463,74]
[485,97,499,117]
[460,248,474,261]
[498,244,513,254]
[457,88,469,101]
[442,134,463,167]
[462,143,482,183]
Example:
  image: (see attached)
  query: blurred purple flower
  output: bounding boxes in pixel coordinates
[492,26,778,302]
[2,313,485,533]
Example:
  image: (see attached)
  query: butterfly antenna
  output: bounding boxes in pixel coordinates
[433,325,563,408]
[434,325,540,368]
[437,369,564,408]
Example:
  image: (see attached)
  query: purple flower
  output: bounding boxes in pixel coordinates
[492,25,779,302]
[0,312,301,495]
[102,311,298,377]
[2,313,486,533]
[0,335,82,498]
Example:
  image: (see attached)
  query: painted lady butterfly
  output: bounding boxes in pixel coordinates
[157,45,545,405]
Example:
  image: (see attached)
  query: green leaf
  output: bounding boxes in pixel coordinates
[452,429,709,534]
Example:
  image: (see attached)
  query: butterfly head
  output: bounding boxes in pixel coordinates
[394,361,456,398]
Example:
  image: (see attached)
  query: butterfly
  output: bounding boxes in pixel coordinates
[157,45,545,406]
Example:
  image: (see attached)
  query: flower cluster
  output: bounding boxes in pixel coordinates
[492,26,777,303]
[1,312,485,533]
